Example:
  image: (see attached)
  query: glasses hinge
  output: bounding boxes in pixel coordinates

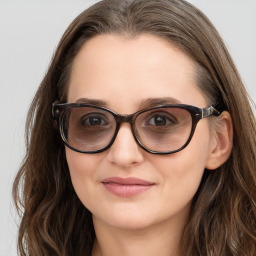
[202,106,221,118]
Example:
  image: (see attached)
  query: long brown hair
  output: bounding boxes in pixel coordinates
[13,0,256,255]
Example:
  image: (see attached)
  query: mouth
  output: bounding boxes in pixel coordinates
[101,177,155,197]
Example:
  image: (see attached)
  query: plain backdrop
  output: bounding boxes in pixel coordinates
[0,1,255,255]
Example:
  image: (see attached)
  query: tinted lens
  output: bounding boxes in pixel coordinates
[61,107,116,152]
[135,107,192,152]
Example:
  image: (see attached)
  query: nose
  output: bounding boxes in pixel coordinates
[106,123,144,167]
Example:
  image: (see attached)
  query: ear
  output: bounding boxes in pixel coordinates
[205,111,233,170]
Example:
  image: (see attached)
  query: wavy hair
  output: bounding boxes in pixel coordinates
[13,0,256,255]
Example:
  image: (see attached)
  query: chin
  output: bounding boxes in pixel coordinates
[102,216,154,231]
[92,206,167,231]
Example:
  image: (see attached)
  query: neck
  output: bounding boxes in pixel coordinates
[91,214,187,256]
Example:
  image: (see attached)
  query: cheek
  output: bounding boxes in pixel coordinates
[66,148,91,179]
[155,152,206,201]
[155,123,212,199]
[65,148,103,205]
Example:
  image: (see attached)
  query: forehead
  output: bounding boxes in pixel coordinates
[68,34,207,112]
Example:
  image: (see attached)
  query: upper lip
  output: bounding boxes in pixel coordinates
[102,177,155,186]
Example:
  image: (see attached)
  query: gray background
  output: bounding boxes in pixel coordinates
[0,1,255,255]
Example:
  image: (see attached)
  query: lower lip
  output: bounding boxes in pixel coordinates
[102,183,154,197]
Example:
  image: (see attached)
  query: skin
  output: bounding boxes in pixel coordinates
[65,34,232,256]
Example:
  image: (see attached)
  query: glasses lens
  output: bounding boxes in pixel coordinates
[62,107,116,152]
[135,107,192,152]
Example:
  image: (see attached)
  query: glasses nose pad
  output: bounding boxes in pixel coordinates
[109,114,139,147]
[106,123,144,166]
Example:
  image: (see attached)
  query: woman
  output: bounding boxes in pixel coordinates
[13,0,256,255]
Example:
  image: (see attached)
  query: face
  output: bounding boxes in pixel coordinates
[65,34,215,231]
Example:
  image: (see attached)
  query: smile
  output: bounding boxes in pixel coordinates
[102,177,155,197]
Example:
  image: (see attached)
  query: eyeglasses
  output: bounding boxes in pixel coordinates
[52,102,221,155]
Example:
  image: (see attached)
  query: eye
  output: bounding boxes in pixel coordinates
[82,113,108,126]
[148,113,176,126]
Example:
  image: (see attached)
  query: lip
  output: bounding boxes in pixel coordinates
[101,177,155,198]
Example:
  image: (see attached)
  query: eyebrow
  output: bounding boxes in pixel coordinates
[139,97,181,109]
[75,98,108,107]
[75,97,181,109]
